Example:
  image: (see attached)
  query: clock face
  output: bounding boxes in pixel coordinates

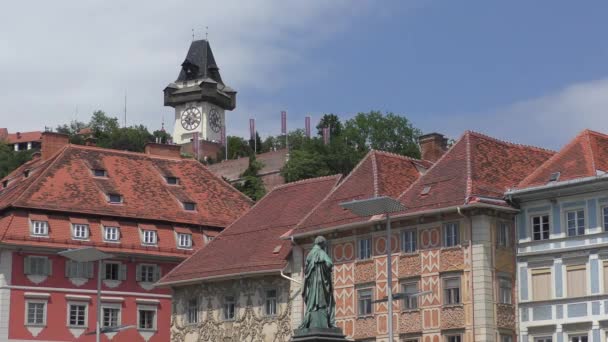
[209,108,222,133]
[181,107,201,131]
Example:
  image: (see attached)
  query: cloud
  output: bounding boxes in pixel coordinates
[0,0,371,134]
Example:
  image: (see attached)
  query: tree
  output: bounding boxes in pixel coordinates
[0,143,35,179]
[225,136,251,159]
[281,148,331,183]
[248,132,262,154]
[56,120,87,144]
[316,114,343,137]
[260,129,307,152]
[233,154,266,201]
[152,129,172,144]
[103,125,154,152]
[89,110,120,146]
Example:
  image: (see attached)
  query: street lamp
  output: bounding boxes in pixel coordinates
[58,247,133,342]
[340,196,405,342]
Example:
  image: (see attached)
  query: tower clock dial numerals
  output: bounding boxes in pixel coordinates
[209,109,222,133]
[181,107,202,131]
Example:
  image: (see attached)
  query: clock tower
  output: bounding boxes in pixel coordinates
[164,40,236,145]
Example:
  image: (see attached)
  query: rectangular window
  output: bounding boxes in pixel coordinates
[138,310,155,330]
[566,209,585,236]
[603,207,608,231]
[401,229,417,253]
[358,238,372,260]
[72,224,89,240]
[25,256,51,276]
[108,194,122,204]
[535,337,553,342]
[531,268,552,300]
[142,230,157,245]
[499,277,512,304]
[187,299,198,324]
[265,289,277,316]
[224,296,236,320]
[103,262,125,281]
[27,302,45,325]
[102,307,120,327]
[104,226,120,242]
[183,202,196,211]
[166,176,179,185]
[443,276,461,305]
[402,281,419,310]
[93,169,107,177]
[443,222,460,247]
[68,304,87,327]
[566,264,587,297]
[358,288,373,316]
[31,221,49,236]
[177,233,192,248]
[66,260,93,279]
[570,336,588,342]
[532,215,550,241]
[498,222,510,247]
[138,264,159,283]
[501,335,513,342]
[446,335,462,342]
[604,262,608,293]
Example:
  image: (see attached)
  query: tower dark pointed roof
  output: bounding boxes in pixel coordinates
[177,40,223,84]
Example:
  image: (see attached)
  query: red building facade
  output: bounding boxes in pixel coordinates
[0,133,251,341]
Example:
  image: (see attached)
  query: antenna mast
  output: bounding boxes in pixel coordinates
[124,90,127,127]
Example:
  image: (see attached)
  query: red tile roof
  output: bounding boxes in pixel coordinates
[398,131,554,213]
[291,151,430,237]
[0,128,7,141]
[207,149,288,181]
[158,175,340,285]
[517,129,608,188]
[6,131,42,144]
[0,144,252,227]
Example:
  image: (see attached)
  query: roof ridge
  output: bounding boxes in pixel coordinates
[465,130,556,154]
[371,149,424,163]
[69,143,184,161]
[584,130,597,174]
[270,174,342,191]
[464,132,473,204]
[190,159,255,205]
[371,152,379,197]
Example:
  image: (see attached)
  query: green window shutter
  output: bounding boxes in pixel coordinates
[86,262,94,279]
[119,264,127,281]
[154,265,161,282]
[65,260,72,277]
[24,256,31,275]
[46,258,52,276]
[135,264,142,282]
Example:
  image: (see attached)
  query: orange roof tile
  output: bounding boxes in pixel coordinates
[6,131,42,144]
[158,175,340,285]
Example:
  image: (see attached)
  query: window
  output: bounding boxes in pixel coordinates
[24,170,30,178]
[402,281,419,310]
[65,260,93,279]
[183,202,196,211]
[566,264,587,297]
[358,288,373,316]
[604,262,608,293]
[501,335,513,342]
[566,209,585,236]
[603,207,608,231]
[443,222,460,247]
[499,277,512,304]
[532,215,550,241]
[68,304,87,327]
[443,276,461,305]
[531,268,551,300]
[224,296,236,320]
[2,180,8,188]
[498,222,510,247]
[137,264,160,283]
[93,169,107,177]
[108,194,122,204]
[177,233,192,248]
[138,309,155,330]
[445,335,462,342]
[72,224,89,240]
[358,238,372,260]
[103,262,125,281]
[187,299,198,324]
[402,229,417,253]
[31,221,49,236]
[142,230,157,245]
[102,307,120,327]
[166,176,179,185]
[265,289,277,316]
[570,336,588,342]
[534,337,552,342]
[26,302,45,325]
[104,226,119,242]
[24,256,51,276]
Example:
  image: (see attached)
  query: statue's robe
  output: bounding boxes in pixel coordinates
[299,244,336,329]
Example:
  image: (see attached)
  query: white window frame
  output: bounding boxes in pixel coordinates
[357,237,372,260]
[265,289,277,316]
[357,287,373,317]
[565,208,586,237]
[107,194,122,204]
[497,221,510,247]
[72,224,89,240]
[602,206,608,232]
[534,337,553,342]
[443,276,461,305]
[31,221,49,237]
[531,214,550,241]
[445,334,462,342]
[101,304,121,328]
[401,280,419,310]
[67,302,88,328]
[137,305,157,331]
[186,298,198,324]
[138,264,159,283]
[498,277,512,304]
[103,226,120,242]
[223,295,236,321]
[401,229,417,253]
[443,222,460,247]
[568,334,588,342]
[142,230,157,245]
[177,233,192,249]
[25,300,47,326]
[183,202,196,211]
[103,261,124,281]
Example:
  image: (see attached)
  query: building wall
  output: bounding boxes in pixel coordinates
[170,276,292,342]
[517,190,608,342]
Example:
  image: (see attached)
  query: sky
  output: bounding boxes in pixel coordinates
[2,1,608,150]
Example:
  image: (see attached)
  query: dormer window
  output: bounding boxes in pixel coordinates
[104,226,120,242]
[31,221,49,236]
[183,202,196,211]
[93,169,107,177]
[549,172,560,182]
[72,224,89,240]
[177,233,192,249]
[166,176,179,185]
[2,180,7,188]
[24,170,30,178]
[142,230,157,245]
[108,194,122,204]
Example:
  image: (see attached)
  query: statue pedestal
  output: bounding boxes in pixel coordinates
[291,327,349,342]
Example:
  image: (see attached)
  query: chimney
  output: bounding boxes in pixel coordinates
[41,132,69,160]
[144,142,182,158]
[419,133,448,163]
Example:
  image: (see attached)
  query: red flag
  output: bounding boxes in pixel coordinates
[220,126,226,146]
[305,116,311,138]
[323,127,330,145]
[281,111,287,135]
[249,118,255,140]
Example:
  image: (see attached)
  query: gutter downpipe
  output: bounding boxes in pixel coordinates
[457,206,475,341]
[280,263,302,285]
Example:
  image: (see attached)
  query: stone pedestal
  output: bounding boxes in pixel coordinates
[291,327,349,341]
